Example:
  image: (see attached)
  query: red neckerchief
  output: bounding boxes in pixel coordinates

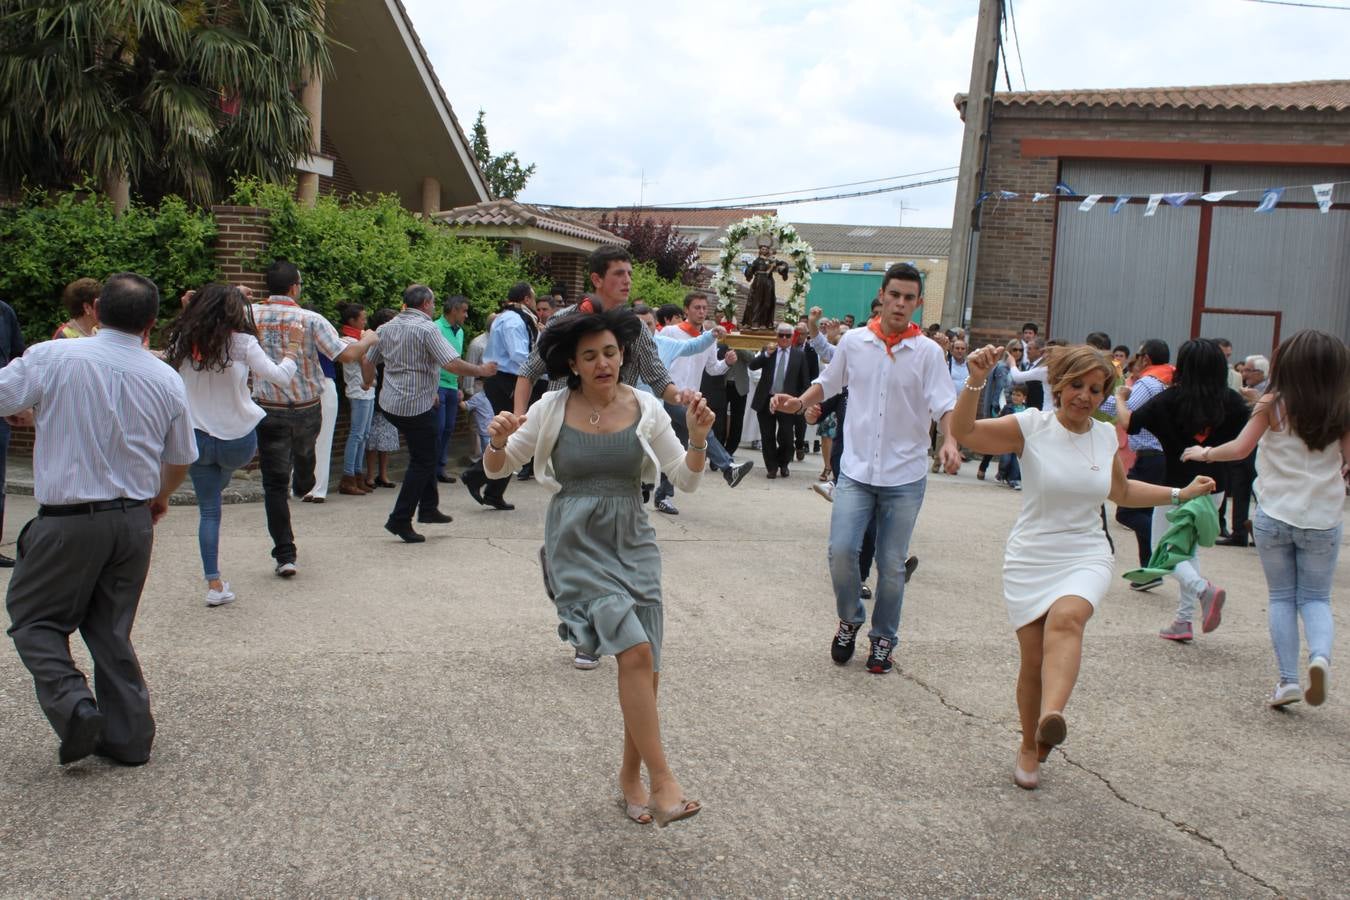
[265,296,298,307]
[576,299,596,314]
[340,324,363,340]
[677,321,701,338]
[1138,363,1174,385]
[867,318,922,359]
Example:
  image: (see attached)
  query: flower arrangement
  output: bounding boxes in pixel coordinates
[713,214,815,326]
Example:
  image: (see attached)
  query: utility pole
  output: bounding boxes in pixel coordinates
[941,0,1003,331]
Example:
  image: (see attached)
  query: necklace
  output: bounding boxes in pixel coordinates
[1064,421,1099,470]
[584,390,618,427]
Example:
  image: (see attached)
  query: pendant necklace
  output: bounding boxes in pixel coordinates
[1066,423,1099,470]
[587,392,616,428]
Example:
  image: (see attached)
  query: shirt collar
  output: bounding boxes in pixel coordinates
[94,328,146,348]
[266,295,299,307]
[401,306,432,321]
[859,329,922,351]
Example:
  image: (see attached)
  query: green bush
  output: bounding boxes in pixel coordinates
[0,188,218,345]
[230,179,532,332]
[629,261,689,311]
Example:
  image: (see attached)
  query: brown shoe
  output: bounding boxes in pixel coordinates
[339,475,365,496]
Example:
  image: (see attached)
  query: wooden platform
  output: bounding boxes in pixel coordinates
[722,329,778,353]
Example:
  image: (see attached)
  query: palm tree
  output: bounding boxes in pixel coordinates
[0,0,331,209]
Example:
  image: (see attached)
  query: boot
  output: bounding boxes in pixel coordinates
[339,474,366,496]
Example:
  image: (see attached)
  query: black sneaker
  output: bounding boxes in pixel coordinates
[859,583,873,600]
[724,460,754,488]
[866,638,895,674]
[831,620,860,665]
[904,555,919,584]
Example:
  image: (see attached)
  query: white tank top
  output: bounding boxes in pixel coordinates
[1254,413,1346,531]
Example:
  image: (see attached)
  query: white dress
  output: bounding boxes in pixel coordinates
[1003,409,1117,628]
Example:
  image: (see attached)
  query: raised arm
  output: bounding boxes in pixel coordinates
[1109,454,1215,508]
[948,345,1025,456]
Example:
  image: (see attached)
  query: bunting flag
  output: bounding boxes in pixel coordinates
[1255,187,1284,213]
[977,178,1347,220]
[1313,183,1334,213]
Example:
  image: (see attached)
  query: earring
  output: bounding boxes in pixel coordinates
[571,369,578,376]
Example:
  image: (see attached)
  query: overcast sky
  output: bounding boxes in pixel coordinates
[407,0,1350,228]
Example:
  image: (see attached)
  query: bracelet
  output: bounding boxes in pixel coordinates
[488,441,505,452]
[1171,487,1181,506]
[688,441,708,452]
[963,380,986,393]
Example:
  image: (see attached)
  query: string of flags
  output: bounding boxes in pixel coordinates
[977,179,1347,215]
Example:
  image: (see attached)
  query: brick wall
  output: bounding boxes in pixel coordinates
[543,252,587,301]
[967,105,1350,346]
[318,128,361,198]
[212,205,271,295]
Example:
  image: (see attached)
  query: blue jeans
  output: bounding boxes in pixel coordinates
[655,400,734,502]
[189,430,259,581]
[435,386,460,474]
[1253,508,1339,684]
[465,392,493,457]
[343,397,374,476]
[828,473,926,644]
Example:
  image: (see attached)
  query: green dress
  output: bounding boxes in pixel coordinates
[544,421,666,670]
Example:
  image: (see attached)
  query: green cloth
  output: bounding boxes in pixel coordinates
[436,317,464,389]
[1123,496,1220,584]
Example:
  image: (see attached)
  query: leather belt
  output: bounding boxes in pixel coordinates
[39,498,147,517]
[258,398,320,410]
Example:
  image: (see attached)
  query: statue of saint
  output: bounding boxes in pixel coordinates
[741,239,790,330]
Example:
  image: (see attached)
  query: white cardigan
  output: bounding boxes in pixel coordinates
[484,386,704,494]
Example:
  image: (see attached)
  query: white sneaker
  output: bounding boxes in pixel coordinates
[812,482,835,503]
[1307,657,1329,706]
[1269,682,1303,708]
[275,561,298,578]
[205,583,236,607]
[573,650,600,670]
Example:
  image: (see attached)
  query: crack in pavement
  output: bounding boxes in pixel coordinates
[484,537,533,562]
[1056,750,1282,896]
[901,667,1282,896]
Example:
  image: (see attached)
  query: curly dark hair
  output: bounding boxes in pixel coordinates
[163,283,257,372]
[537,307,642,390]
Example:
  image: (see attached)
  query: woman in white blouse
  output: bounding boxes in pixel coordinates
[164,284,301,606]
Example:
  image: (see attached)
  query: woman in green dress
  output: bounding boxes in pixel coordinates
[484,307,712,828]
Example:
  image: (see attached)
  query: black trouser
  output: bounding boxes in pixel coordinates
[1115,451,1165,567]
[723,386,747,455]
[385,407,441,525]
[462,372,518,501]
[1228,452,1257,537]
[256,404,322,564]
[6,504,155,761]
[794,413,808,454]
[757,409,795,471]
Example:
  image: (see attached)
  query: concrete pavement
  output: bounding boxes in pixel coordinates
[1,456,1346,897]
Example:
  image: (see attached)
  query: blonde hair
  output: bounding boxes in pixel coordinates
[1046,345,1115,406]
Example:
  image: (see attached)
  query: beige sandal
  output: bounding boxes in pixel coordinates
[618,798,652,825]
[651,798,701,828]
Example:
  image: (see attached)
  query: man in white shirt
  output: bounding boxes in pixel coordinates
[0,273,198,767]
[772,263,960,674]
[1009,337,1052,412]
[654,292,753,513]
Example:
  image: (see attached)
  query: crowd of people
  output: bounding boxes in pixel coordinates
[1,247,1345,819]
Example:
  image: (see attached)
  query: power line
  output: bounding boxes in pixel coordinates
[1239,0,1350,9]
[1006,0,1029,89]
[998,7,1013,92]
[544,173,960,213]
[643,166,960,207]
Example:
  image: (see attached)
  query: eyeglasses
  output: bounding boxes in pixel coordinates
[776,333,793,339]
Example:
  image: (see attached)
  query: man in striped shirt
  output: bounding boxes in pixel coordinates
[0,273,197,767]
[512,245,683,415]
[252,261,379,576]
[370,284,496,543]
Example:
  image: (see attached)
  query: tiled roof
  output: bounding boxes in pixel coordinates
[566,207,778,229]
[721,222,950,258]
[956,80,1350,114]
[435,199,627,246]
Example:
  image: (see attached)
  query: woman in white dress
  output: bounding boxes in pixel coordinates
[951,345,1214,790]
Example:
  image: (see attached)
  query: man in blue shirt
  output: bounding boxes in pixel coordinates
[461,282,537,511]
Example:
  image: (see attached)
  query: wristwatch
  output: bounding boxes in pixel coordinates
[1171,487,1181,506]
